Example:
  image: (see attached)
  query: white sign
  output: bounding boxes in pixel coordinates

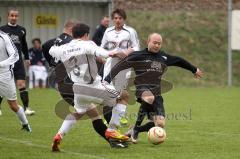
[232,10,240,50]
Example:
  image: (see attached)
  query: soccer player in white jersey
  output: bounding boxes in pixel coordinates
[0,31,31,132]
[101,9,140,132]
[49,23,129,151]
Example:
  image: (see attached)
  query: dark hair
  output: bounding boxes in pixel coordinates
[32,38,41,44]
[72,23,90,38]
[111,8,127,20]
[8,8,19,15]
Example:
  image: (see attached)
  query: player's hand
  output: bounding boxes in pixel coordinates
[25,60,31,67]
[194,68,203,79]
[114,51,128,59]
[109,52,116,57]
[96,57,106,64]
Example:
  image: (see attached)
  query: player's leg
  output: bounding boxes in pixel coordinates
[105,90,129,140]
[58,80,75,106]
[96,83,129,141]
[52,112,83,152]
[52,90,84,151]
[14,61,35,115]
[28,66,34,89]
[0,72,31,131]
[107,91,128,130]
[128,90,155,143]
[86,105,108,141]
[152,96,166,128]
[115,70,131,126]
[0,96,3,115]
[125,100,154,143]
[86,105,128,148]
[132,96,165,142]
[102,58,129,125]
[52,90,105,151]
[103,105,112,124]
[53,103,108,142]
[7,100,31,132]
[16,79,35,115]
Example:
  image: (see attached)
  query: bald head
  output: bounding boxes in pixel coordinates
[63,18,80,36]
[101,16,110,28]
[147,33,163,53]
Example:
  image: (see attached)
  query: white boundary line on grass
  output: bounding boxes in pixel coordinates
[0,136,105,159]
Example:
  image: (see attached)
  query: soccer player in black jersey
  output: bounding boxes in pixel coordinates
[42,19,75,106]
[104,33,203,143]
[0,8,35,115]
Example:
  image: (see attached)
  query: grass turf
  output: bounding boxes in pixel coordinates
[0,87,239,159]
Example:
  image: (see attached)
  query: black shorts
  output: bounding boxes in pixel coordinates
[57,78,74,107]
[138,95,165,119]
[13,59,26,80]
[135,86,161,99]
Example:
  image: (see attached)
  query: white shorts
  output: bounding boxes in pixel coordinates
[29,65,48,80]
[0,71,17,100]
[103,57,131,91]
[72,80,116,114]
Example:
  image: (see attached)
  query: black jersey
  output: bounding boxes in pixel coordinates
[42,33,73,85]
[104,48,197,95]
[92,24,107,46]
[0,24,29,60]
[42,33,72,67]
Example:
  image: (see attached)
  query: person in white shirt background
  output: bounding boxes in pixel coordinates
[101,8,140,129]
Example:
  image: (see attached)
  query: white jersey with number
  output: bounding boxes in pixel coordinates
[0,31,19,100]
[101,24,140,90]
[49,39,117,113]
[50,39,110,84]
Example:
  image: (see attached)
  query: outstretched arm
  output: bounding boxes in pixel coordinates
[165,53,203,78]
[104,54,137,83]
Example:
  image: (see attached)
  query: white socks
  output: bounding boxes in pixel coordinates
[58,114,77,137]
[16,106,28,125]
[108,103,127,131]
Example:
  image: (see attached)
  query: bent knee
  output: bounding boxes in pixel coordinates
[16,80,26,89]
[141,91,155,104]
[117,90,129,104]
[142,95,155,105]
[155,118,165,128]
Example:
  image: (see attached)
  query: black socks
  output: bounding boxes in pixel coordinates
[19,88,29,110]
[103,106,113,124]
[92,119,108,141]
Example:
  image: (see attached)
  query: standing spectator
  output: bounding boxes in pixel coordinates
[92,16,110,46]
[0,8,35,115]
[28,38,47,89]
[92,16,110,78]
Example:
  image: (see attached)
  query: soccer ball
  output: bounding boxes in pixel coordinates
[147,127,166,145]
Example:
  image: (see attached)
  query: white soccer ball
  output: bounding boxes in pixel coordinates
[147,127,166,145]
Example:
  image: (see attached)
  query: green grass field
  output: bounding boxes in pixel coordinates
[0,87,239,159]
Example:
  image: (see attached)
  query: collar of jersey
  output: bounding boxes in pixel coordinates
[8,22,17,27]
[113,24,126,31]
